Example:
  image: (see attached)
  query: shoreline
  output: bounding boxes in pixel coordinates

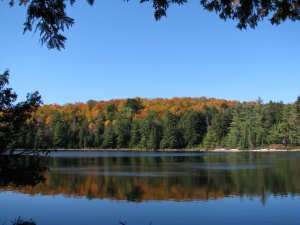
[28,148,300,153]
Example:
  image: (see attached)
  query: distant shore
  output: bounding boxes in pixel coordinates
[34,148,300,153]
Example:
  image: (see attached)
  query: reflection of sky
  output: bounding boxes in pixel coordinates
[48,151,229,158]
[2,151,300,225]
[47,151,300,158]
[1,191,299,225]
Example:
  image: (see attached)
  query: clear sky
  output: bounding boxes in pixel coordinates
[0,1,299,105]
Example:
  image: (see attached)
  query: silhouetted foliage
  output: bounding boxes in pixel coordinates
[0,70,42,154]
[200,0,300,29]
[11,217,36,225]
[0,70,47,188]
[0,155,47,187]
[125,98,144,114]
[6,0,300,49]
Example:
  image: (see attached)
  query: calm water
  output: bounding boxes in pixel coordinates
[1,151,300,225]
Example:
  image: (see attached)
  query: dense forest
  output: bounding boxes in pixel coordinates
[12,96,300,150]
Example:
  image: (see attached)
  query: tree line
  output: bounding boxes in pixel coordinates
[13,96,300,150]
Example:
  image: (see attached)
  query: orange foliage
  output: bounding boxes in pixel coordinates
[33,97,238,124]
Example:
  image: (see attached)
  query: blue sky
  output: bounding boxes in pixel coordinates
[0,1,299,105]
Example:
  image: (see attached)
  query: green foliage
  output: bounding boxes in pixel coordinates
[94,120,104,148]
[268,105,299,146]
[106,102,117,121]
[53,121,67,148]
[227,100,267,149]
[203,108,232,149]
[125,98,144,114]
[180,111,206,148]
[129,119,142,148]
[0,70,42,154]
[296,95,300,114]
[87,99,97,110]
[140,111,163,150]
[115,107,132,148]
[102,123,116,149]
[11,94,300,150]
[160,111,184,149]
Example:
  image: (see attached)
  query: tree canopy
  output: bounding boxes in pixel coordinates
[11,95,300,150]
[6,0,300,50]
[0,70,42,154]
[0,70,47,187]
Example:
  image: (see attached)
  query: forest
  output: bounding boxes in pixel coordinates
[12,96,300,150]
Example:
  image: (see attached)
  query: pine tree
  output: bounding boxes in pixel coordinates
[94,121,104,148]
[115,107,132,148]
[130,119,142,148]
[203,109,232,149]
[53,121,66,148]
[160,111,183,149]
[269,105,298,146]
[180,111,207,148]
[102,122,116,149]
[140,111,163,150]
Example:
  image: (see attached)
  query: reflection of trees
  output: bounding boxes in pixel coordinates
[0,155,47,187]
[3,154,300,202]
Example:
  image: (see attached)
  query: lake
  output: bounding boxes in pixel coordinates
[1,151,300,225]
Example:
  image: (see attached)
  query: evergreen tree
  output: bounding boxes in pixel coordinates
[180,111,207,148]
[34,124,52,149]
[160,111,184,149]
[125,98,144,114]
[115,107,132,148]
[268,105,298,146]
[94,121,104,148]
[129,119,142,148]
[24,126,35,150]
[226,100,266,149]
[102,122,116,149]
[263,101,284,130]
[53,121,66,148]
[106,103,117,121]
[140,111,163,150]
[203,108,232,148]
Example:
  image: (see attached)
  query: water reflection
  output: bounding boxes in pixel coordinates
[0,155,47,187]
[2,152,300,203]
